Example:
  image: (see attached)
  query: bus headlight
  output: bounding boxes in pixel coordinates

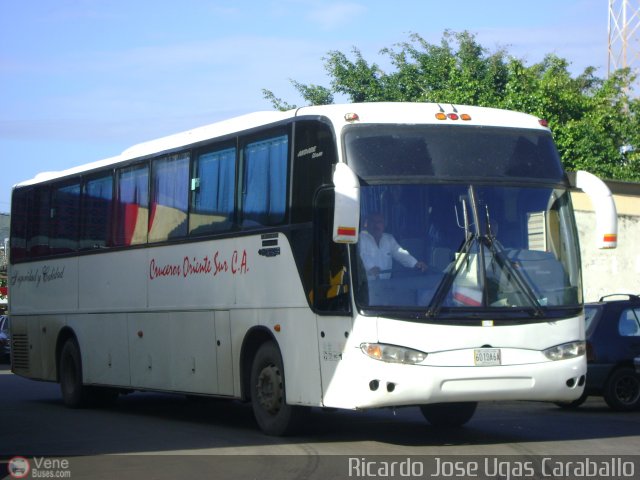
[543,341,586,361]
[361,343,428,365]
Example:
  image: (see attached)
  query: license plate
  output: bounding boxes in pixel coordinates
[474,348,501,366]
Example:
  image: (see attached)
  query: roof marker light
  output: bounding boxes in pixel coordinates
[539,119,549,127]
[461,113,472,121]
[435,112,447,120]
[345,112,359,122]
[447,113,459,120]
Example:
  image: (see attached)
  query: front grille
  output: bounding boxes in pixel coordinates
[11,333,29,373]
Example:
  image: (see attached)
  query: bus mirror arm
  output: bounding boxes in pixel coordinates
[332,163,360,244]
[572,170,618,249]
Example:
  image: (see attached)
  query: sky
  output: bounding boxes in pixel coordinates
[0,0,611,214]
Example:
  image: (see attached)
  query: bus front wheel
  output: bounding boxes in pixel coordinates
[250,341,302,436]
[420,402,478,427]
[59,338,91,408]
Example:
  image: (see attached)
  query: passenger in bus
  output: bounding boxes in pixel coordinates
[359,212,428,280]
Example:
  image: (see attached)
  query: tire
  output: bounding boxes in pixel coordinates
[250,341,303,436]
[420,402,478,427]
[59,339,91,408]
[603,367,640,412]
[555,391,588,409]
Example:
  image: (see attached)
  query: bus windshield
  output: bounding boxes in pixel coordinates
[352,183,582,319]
[344,124,565,181]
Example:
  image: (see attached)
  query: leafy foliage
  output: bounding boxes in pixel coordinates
[263,31,640,181]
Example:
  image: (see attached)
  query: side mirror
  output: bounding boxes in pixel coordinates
[332,163,360,243]
[572,171,618,249]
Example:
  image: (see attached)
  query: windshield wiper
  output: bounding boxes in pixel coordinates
[482,233,545,318]
[425,232,476,318]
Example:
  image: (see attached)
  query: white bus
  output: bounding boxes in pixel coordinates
[8,102,617,435]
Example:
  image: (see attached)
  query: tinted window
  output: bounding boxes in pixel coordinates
[50,182,80,254]
[241,134,288,227]
[584,305,602,335]
[81,174,113,250]
[28,188,51,257]
[149,153,190,242]
[115,164,149,246]
[314,188,351,314]
[9,189,28,262]
[190,146,236,235]
[618,308,640,336]
[292,120,336,223]
[345,125,564,182]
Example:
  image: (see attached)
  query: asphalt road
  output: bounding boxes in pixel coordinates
[1,362,639,479]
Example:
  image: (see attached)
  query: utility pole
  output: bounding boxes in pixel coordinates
[608,0,640,89]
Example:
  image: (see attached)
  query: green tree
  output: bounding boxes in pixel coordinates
[263,31,640,181]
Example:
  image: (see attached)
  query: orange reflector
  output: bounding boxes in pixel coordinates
[461,113,472,121]
[435,112,447,120]
[274,324,281,332]
[345,112,359,122]
[603,234,617,243]
[337,226,356,236]
[447,113,459,120]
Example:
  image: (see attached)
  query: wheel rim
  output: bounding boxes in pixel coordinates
[615,375,640,405]
[256,363,283,415]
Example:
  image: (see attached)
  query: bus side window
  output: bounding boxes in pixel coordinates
[313,189,351,314]
[28,187,51,258]
[10,188,29,262]
[149,152,190,242]
[241,134,289,227]
[114,164,149,246]
[50,182,81,254]
[292,120,336,223]
[80,173,113,250]
[190,145,236,235]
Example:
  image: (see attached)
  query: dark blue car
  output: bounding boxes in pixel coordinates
[559,294,640,411]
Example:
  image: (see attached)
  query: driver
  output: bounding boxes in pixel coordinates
[358,212,428,280]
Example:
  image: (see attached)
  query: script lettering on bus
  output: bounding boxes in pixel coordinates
[10,266,65,288]
[149,250,249,280]
[296,145,324,159]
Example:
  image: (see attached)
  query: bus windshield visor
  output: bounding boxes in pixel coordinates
[344,125,565,181]
[353,184,582,317]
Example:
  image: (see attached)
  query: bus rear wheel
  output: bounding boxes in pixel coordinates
[59,338,91,408]
[250,341,302,436]
[420,402,478,427]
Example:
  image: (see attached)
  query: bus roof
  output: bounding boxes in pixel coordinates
[15,102,548,188]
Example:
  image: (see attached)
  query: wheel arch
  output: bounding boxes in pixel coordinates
[239,326,278,401]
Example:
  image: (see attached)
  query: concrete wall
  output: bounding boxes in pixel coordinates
[573,188,640,302]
